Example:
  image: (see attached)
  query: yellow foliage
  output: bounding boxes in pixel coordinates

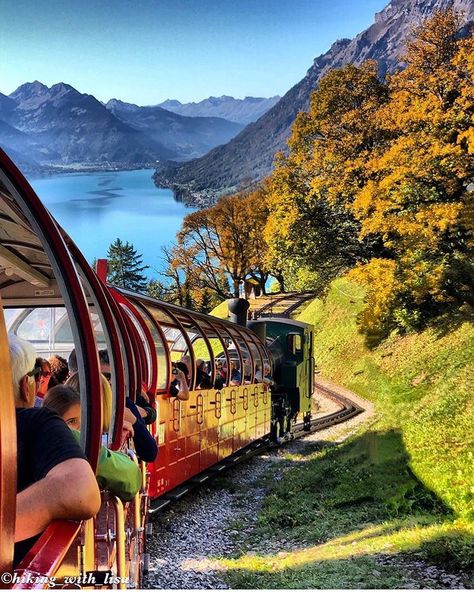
[349,259,397,336]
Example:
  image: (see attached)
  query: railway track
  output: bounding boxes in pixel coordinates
[251,291,316,319]
[148,382,363,515]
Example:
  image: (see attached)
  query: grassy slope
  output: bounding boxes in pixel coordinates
[218,278,474,588]
[297,278,473,522]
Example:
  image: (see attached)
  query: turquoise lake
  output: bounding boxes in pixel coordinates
[28,169,194,277]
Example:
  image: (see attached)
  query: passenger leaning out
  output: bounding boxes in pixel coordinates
[255,362,274,386]
[9,334,100,567]
[98,350,158,462]
[170,362,190,400]
[196,358,212,389]
[43,385,141,501]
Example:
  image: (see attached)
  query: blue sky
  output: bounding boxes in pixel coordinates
[0,0,388,105]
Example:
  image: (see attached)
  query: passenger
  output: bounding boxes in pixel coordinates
[230,362,242,385]
[32,357,53,407]
[49,354,69,385]
[65,372,112,433]
[213,361,224,390]
[43,385,142,501]
[9,334,100,567]
[98,349,150,421]
[220,360,228,384]
[136,388,157,425]
[255,362,274,386]
[243,358,252,384]
[169,362,190,401]
[180,354,192,384]
[98,350,158,461]
[123,400,158,462]
[196,358,212,389]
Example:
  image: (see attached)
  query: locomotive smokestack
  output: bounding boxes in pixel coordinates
[227,298,250,327]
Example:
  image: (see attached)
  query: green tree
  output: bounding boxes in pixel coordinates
[146,278,168,301]
[107,238,149,292]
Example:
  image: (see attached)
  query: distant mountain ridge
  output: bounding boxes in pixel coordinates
[0,83,272,172]
[154,0,474,206]
[105,98,244,161]
[0,81,175,169]
[157,95,280,125]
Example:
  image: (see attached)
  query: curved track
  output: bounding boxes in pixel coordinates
[149,381,364,515]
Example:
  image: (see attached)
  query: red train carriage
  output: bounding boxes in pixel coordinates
[0,148,279,587]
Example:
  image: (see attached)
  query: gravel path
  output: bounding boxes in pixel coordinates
[143,380,468,589]
[144,458,269,589]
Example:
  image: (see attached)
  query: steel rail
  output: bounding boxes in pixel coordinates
[253,291,317,319]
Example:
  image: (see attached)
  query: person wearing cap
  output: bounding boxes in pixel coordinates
[9,333,100,567]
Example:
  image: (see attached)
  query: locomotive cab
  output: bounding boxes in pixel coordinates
[248,318,314,438]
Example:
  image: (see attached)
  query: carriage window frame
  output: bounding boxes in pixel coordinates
[130,298,170,392]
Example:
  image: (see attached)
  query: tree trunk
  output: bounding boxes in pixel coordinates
[275,272,285,293]
[232,278,240,298]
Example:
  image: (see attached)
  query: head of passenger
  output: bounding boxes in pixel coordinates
[65,371,111,433]
[68,349,78,374]
[34,357,53,396]
[180,355,191,376]
[49,354,69,385]
[98,349,111,381]
[175,361,189,381]
[43,385,81,430]
[230,362,241,384]
[8,333,37,408]
[243,358,252,377]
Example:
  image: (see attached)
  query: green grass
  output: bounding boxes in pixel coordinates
[220,432,472,588]
[216,277,474,588]
[296,278,474,522]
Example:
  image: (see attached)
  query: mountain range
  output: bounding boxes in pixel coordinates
[106,99,244,161]
[153,0,474,206]
[0,84,275,172]
[157,96,280,125]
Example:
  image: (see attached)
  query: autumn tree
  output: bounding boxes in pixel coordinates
[265,8,473,339]
[179,190,269,298]
[153,244,227,312]
[350,9,474,335]
[107,238,149,292]
[241,183,272,294]
[265,60,390,292]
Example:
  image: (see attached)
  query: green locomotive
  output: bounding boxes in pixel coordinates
[248,318,315,439]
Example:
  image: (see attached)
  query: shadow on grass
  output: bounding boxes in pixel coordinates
[219,429,474,589]
[429,305,474,339]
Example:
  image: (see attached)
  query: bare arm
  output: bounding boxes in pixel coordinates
[15,458,101,542]
[176,370,190,401]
